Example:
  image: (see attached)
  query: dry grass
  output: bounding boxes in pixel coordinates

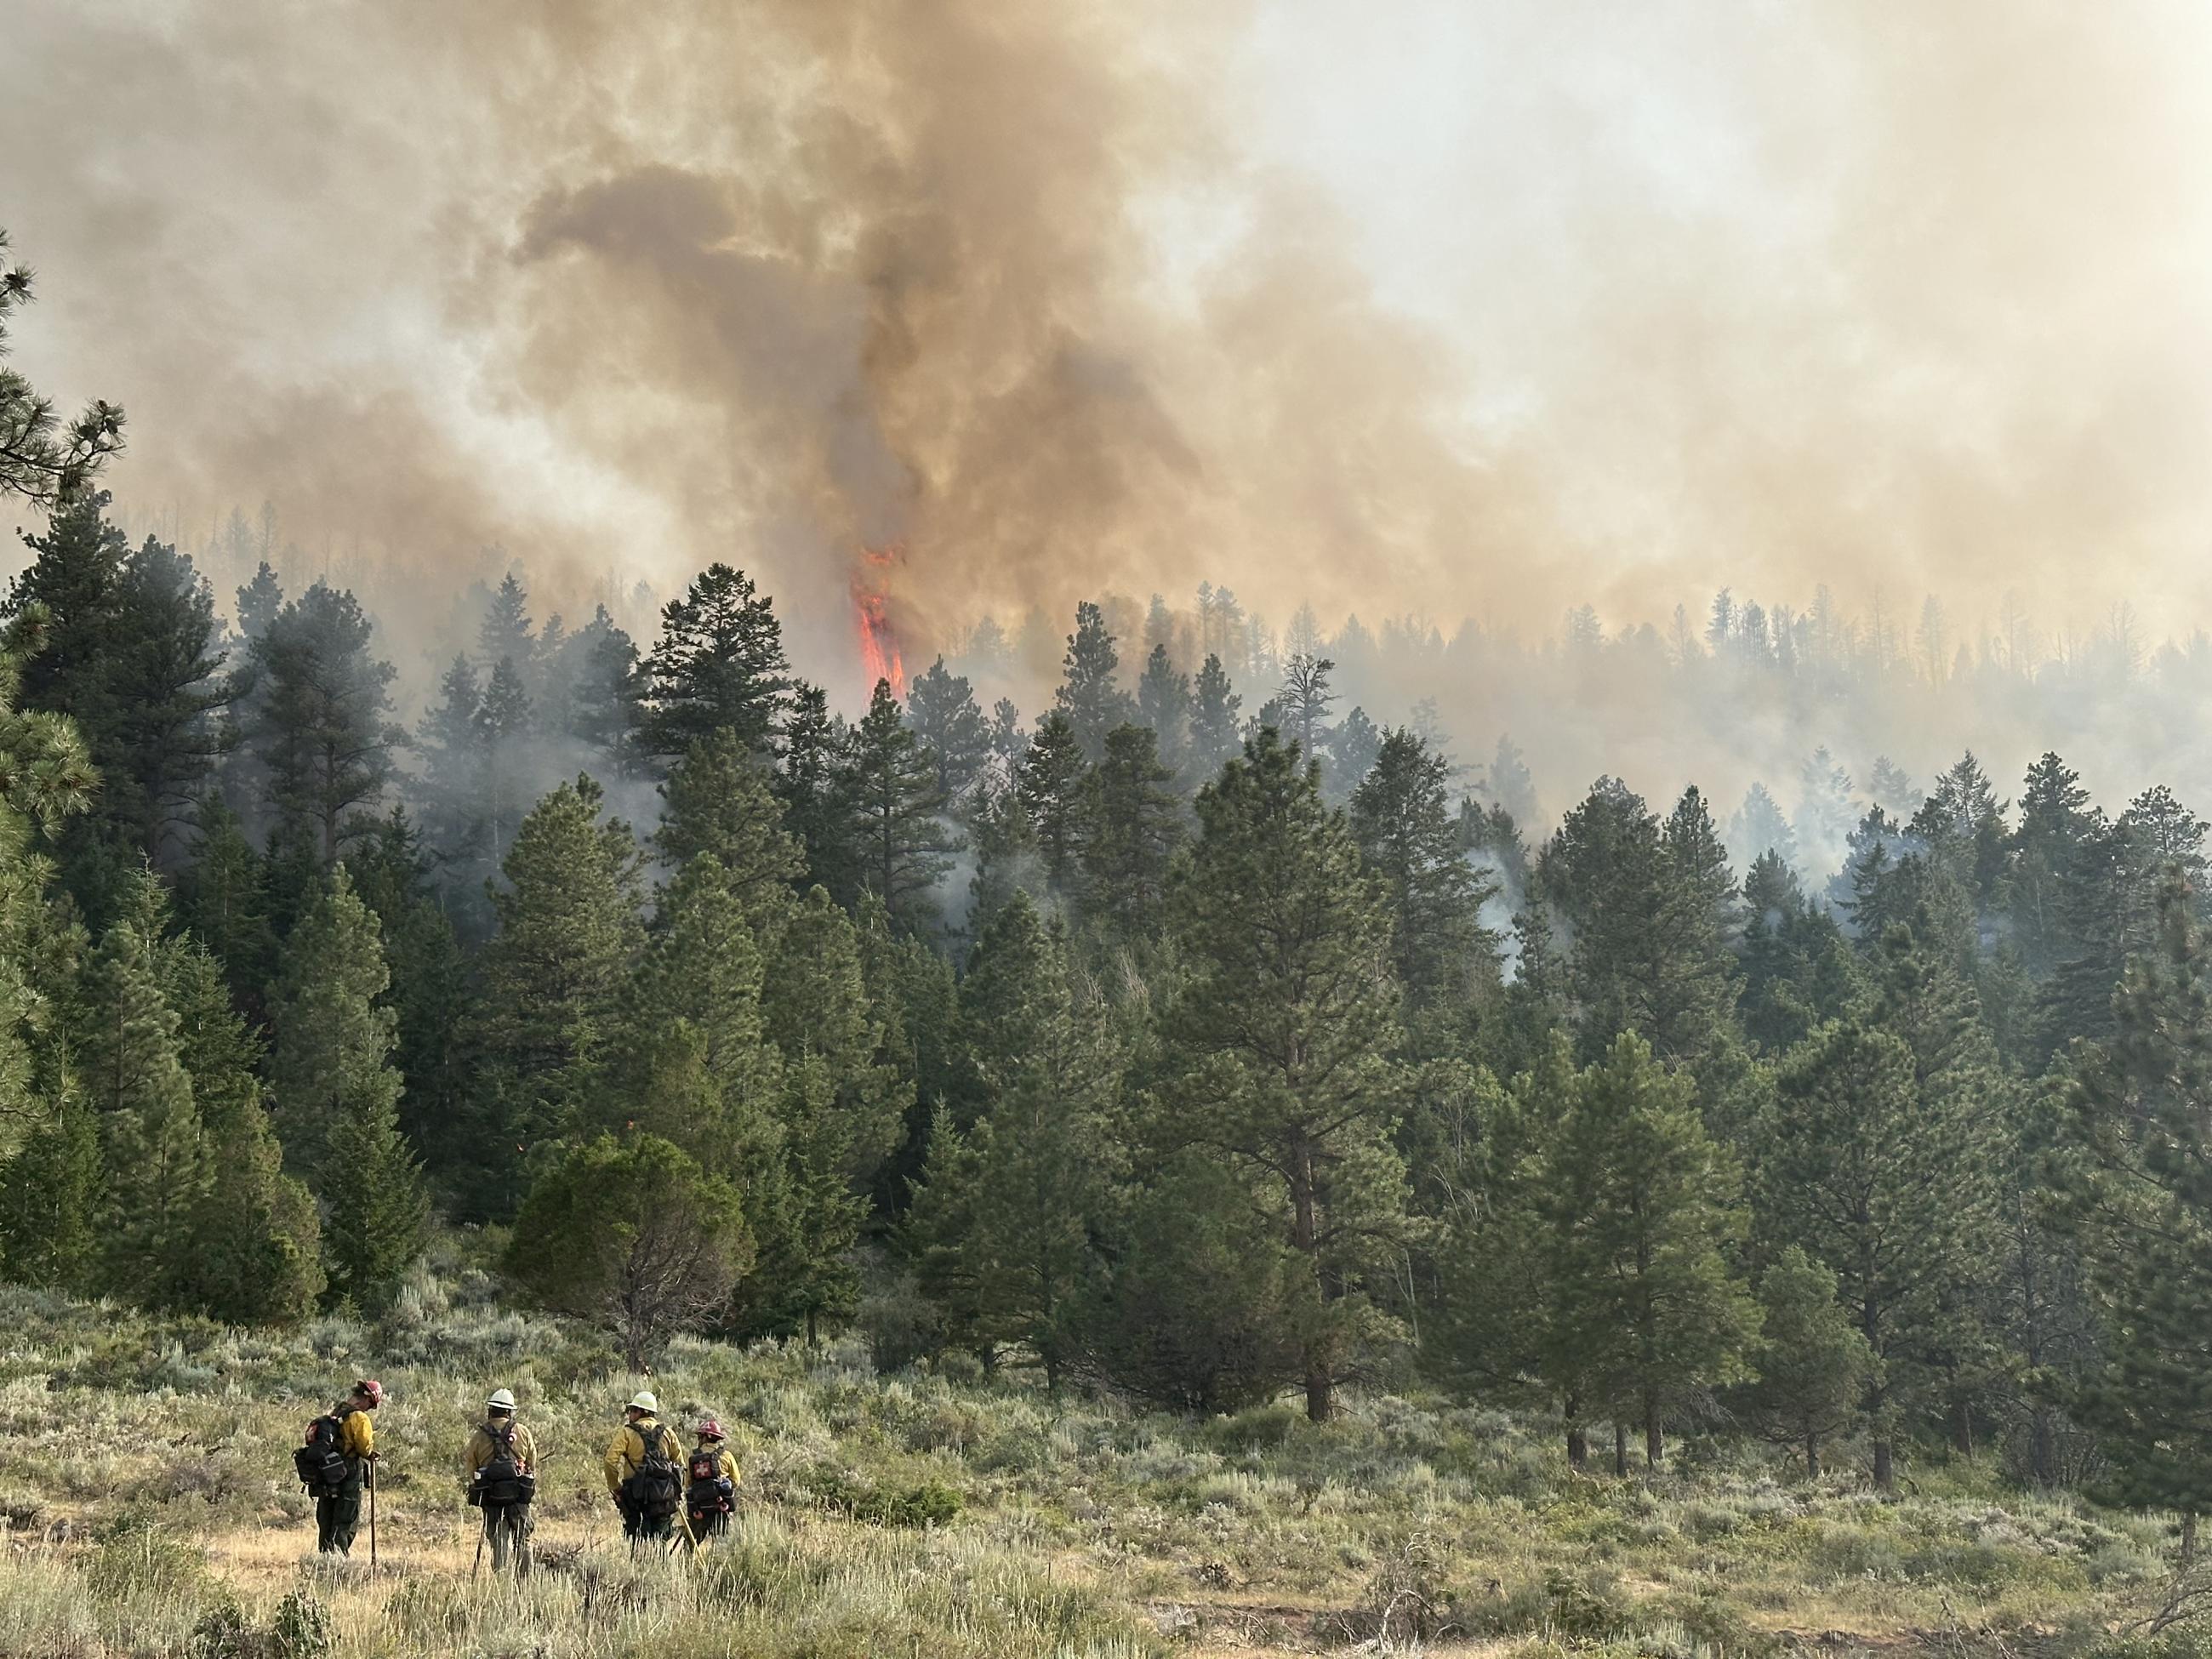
[0,1251,2185,1658]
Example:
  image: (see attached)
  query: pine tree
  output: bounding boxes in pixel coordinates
[947,892,1060,1127]
[2050,881,2212,1535]
[612,855,783,1183]
[904,1105,990,1359]
[1737,1246,1880,1476]
[1015,711,1089,897]
[1759,1018,1987,1489]
[750,888,911,1337]
[1484,894,1572,1086]
[1738,852,1862,1054]
[1352,728,1500,1013]
[1079,723,1184,944]
[234,562,283,646]
[1135,643,1191,775]
[415,654,486,877]
[1329,706,1382,799]
[847,681,957,933]
[1185,653,1242,785]
[1277,654,1337,776]
[1543,778,1737,1070]
[476,654,537,869]
[965,783,1046,937]
[346,808,473,1173]
[636,563,790,767]
[1656,785,1742,1050]
[1427,1037,1598,1462]
[1076,1149,1306,1412]
[263,865,430,1317]
[160,940,323,1322]
[919,907,1119,1390]
[1053,601,1135,762]
[74,869,206,1303]
[1867,755,1918,819]
[0,1086,101,1290]
[1160,727,1411,1421]
[174,794,275,1010]
[267,864,402,1179]
[6,496,233,864]
[1726,782,1798,873]
[774,682,858,902]
[472,778,644,1209]
[0,225,124,505]
[1485,735,1540,829]
[655,730,805,934]
[904,658,992,816]
[1540,1033,1759,1466]
[248,583,399,862]
[544,604,643,774]
[0,611,96,1247]
[477,571,537,686]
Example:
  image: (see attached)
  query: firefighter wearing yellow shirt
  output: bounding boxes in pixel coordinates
[317,1379,381,1555]
[683,1418,740,1547]
[462,1388,539,1576]
[602,1391,685,1544]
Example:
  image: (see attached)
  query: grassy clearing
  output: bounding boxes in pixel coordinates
[0,1248,2186,1657]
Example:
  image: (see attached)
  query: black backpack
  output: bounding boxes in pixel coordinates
[687,1446,720,1493]
[476,1420,524,1506]
[623,1422,682,1519]
[294,1414,349,1494]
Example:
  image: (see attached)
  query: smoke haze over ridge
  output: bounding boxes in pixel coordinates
[4,0,2212,700]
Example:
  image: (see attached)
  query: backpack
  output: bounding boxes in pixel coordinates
[622,1422,682,1519]
[294,1414,349,1494]
[687,1447,720,1491]
[476,1420,525,1507]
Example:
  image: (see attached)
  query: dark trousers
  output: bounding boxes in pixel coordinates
[482,1500,533,1576]
[686,1501,731,1546]
[316,1484,362,1554]
[620,1502,675,1544]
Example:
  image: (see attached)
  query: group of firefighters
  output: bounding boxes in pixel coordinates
[305,1379,739,1577]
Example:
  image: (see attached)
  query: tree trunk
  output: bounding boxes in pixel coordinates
[1305,1365,1334,1424]
[806,1305,819,1348]
[1953,1396,1975,1460]
[1873,1436,1895,1492]
[1565,1400,1588,1472]
[1645,1404,1663,1470]
[1613,1422,1628,1478]
[1289,1133,1331,1424]
[2030,1407,2057,1487]
[1804,1433,1821,1479]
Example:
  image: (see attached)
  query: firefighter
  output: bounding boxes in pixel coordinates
[683,1417,739,1547]
[463,1387,539,1576]
[602,1390,684,1545]
[316,1379,382,1555]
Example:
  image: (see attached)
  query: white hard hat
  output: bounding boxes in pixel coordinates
[486,1388,516,1411]
[628,1390,659,1415]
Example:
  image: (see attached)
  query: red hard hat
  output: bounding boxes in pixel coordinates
[356,1379,385,1406]
[697,1418,725,1441]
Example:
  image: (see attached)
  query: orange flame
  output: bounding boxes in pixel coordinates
[853,544,907,700]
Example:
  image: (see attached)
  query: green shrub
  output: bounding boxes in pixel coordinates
[271,1588,333,1659]
[85,1518,210,1602]
[1201,1404,1301,1455]
[185,1590,257,1659]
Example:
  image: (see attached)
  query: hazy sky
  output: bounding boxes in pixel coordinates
[5,0,2210,686]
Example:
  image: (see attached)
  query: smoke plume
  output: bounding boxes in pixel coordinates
[3,0,2211,695]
